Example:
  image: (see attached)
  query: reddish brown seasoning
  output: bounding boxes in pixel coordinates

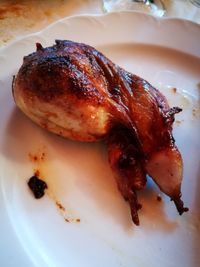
[41,152,45,160]
[192,108,197,117]
[28,152,46,162]
[28,153,38,162]
[55,202,81,223]
[56,201,65,211]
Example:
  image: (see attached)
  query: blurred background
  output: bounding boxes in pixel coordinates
[0,0,199,47]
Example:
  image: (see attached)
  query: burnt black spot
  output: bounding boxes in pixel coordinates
[28,175,48,199]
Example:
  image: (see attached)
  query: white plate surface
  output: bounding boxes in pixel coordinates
[0,12,200,267]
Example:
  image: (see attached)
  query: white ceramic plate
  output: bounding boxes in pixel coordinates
[0,12,199,267]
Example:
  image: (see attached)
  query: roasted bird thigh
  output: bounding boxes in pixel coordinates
[13,40,188,225]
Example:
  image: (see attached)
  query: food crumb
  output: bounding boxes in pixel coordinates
[171,87,177,93]
[175,120,182,125]
[28,151,46,163]
[56,201,65,211]
[192,108,197,117]
[41,152,45,160]
[76,218,81,222]
[157,195,162,202]
[28,175,48,199]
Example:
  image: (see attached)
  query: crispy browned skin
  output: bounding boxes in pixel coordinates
[13,40,188,225]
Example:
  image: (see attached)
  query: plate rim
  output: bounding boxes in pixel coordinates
[0,11,200,54]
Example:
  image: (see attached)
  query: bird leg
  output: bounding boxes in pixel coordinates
[107,125,146,225]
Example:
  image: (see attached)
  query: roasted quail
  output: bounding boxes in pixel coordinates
[13,40,188,225]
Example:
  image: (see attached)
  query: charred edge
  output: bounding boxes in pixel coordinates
[11,75,15,97]
[55,40,73,46]
[129,190,141,226]
[166,107,182,118]
[131,210,140,226]
[36,42,43,51]
[172,197,189,215]
[55,39,63,45]
[130,202,140,226]
[164,107,182,125]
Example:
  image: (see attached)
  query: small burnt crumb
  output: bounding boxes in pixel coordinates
[28,153,38,162]
[56,201,65,211]
[76,218,81,222]
[192,108,197,117]
[41,152,45,160]
[157,195,162,202]
[28,175,48,199]
[29,153,38,162]
[65,218,70,222]
[172,87,177,93]
[28,151,46,162]
[175,120,182,125]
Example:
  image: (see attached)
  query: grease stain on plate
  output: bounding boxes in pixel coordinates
[157,84,199,123]
[27,147,81,224]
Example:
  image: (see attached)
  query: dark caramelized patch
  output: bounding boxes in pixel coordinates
[17,41,105,105]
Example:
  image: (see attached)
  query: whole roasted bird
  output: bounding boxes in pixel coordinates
[13,40,188,225]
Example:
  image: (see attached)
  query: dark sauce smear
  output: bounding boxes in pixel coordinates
[28,175,48,199]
